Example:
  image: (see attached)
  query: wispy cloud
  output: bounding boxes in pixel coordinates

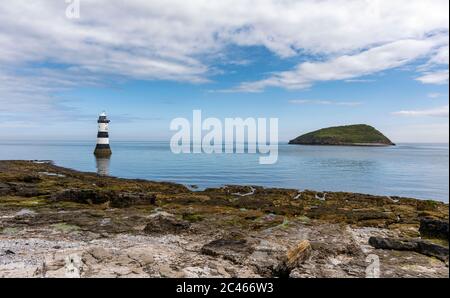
[416,70,449,85]
[289,100,362,107]
[393,105,449,117]
[427,92,443,98]
[345,79,375,83]
[233,37,448,92]
[415,44,449,85]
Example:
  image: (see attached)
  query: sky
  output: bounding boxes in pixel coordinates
[0,0,449,143]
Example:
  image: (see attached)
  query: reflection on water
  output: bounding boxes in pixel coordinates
[96,156,111,176]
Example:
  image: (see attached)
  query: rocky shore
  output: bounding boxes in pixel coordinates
[0,160,448,278]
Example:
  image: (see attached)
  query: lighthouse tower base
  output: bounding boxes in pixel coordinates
[94,145,112,157]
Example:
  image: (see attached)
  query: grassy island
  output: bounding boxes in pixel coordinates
[289,124,395,146]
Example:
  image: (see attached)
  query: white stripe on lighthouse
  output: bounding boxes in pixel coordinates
[97,138,110,145]
[98,123,108,132]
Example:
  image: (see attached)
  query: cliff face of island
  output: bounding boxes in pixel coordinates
[0,161,448,278]
[289,124,395,146]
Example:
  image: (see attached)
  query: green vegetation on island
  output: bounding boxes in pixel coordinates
[289,124,395,146]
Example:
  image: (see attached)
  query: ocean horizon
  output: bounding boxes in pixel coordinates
[1,140,448,202]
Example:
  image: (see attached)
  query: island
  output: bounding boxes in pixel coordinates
[289,124,395,146]
[0,160,448,278]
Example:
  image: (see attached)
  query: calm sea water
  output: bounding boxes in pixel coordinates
[0,141,448,202]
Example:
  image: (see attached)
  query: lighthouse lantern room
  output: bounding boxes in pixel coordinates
[94,112,112,157]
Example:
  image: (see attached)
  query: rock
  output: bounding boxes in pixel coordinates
[201,233,255,264]
[0,182,11,196]
[52,189,112,204]
[275,240,311,277]
[52,189,157,208]
[159,265,186,278]
[1,250,15,256]
[8,182,45,197]
[15,209,37,217]
[369,237,449,262]
[416,241,449,263]
[19,175,42,183]
[419,219,449,240]
[274,240,311,278]
[85,247,113,262]
[143,214,190,235]
[215,265,231,277]
[111,193,157,208]
[125,247,154,266]
[245,239,313,278]
[369,237,418,251]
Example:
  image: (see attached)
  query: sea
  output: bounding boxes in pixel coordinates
[0,141,448,202]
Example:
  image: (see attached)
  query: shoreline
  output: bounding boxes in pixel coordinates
[0,160,448,278]
[5,158,447,203]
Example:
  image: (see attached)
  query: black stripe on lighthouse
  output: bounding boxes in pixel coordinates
[97,132,109,138]
[95,144,111,149]
[98,116,110,123]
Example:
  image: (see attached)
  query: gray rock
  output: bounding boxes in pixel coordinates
[0,182,11,196]
[201,237,255,264]
[369,237,449,262]
[15,209,37,217]
[143,214,190,235]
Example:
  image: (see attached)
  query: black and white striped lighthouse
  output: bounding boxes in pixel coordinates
[94,112,112,157]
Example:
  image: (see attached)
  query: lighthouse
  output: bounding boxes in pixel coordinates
[94,112,112,157]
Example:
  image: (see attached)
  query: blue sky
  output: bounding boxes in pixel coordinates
[0,1,448,143]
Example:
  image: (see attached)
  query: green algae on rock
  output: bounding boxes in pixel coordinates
[0,160,448,278]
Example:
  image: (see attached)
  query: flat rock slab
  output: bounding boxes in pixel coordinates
[369,237,449,262]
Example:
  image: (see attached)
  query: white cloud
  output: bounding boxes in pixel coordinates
[415,44,449,85]
[289,100,362,106]
[0,0,448,113]
[235,38,447,91]
[429,45,449,65]
[393,105,449,117]
[416,70,449,85]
